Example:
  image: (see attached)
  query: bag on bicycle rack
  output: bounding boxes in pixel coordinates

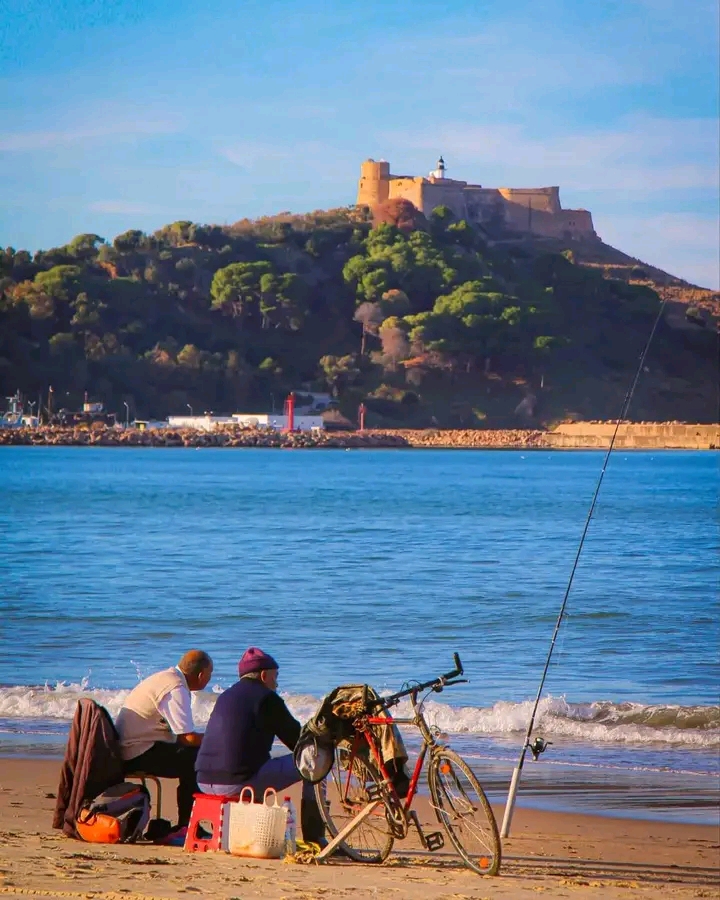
[296,684,410,793]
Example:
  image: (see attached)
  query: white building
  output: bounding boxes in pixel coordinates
[231,413,324,432]
[165,413,324,432]
[133,419,169,431]
[167,415,235,431]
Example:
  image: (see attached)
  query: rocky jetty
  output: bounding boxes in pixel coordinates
[378,429,547,448]
[1,423,715,450]
[0,425,411,449]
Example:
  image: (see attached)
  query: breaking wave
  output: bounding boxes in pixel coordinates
[0,682,717,750]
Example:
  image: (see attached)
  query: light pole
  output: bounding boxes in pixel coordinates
[28,401,36,424]
[187,403,193,417]
[123,401,129,428]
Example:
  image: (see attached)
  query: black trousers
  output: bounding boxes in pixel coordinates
[123,742,199,827]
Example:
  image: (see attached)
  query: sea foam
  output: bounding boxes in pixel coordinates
[0,682,717,750]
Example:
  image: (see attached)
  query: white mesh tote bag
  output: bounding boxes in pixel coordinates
[227,787,288,859]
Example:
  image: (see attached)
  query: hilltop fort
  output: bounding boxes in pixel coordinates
[357,157,597,241]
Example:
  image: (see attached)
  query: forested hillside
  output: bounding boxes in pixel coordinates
[1,202,717,426]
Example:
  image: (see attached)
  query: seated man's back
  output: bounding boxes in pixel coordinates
[196,647,325,845]
[117,666,191,760]
[115,649,213,832]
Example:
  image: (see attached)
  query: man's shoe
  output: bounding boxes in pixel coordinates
[156,825,188,846]
[145,818,173,843]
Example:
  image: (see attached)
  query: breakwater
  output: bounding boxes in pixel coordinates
[542,422,719,450]
[0,423,717,449]
[0,425,409,449]
[375,424,718,449]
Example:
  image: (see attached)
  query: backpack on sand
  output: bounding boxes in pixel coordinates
[76,782,150,844]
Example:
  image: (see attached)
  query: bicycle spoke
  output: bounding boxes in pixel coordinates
[430,749,501,876]
[315,744,394,863]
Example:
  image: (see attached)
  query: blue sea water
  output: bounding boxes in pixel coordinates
[1,447,718,823]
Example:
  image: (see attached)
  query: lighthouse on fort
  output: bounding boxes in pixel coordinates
[357,157,597,241]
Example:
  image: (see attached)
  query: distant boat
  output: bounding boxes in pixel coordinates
[0,392,24,428]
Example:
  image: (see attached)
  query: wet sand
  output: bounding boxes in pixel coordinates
[0,758,717,900]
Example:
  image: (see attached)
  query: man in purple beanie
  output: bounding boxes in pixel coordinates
[195,647,325,844]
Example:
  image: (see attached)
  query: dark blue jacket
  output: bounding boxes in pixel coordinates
[196,677,301,785]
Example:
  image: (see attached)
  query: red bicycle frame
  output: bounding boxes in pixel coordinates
[339,712,429,816]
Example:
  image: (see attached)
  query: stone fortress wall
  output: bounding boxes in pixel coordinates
[357,158,596,240]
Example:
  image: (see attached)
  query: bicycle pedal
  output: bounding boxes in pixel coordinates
[366,784,382,801]
[426,832,445,851]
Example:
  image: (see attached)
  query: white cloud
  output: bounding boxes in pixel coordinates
[217,141,354,183]
[219,142,294,169]
[88,200,159,215]
[372,23,657,121]
[0,119,178,152]
[385,116,718,194]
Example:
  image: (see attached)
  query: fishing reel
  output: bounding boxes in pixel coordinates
[528,737,552,760]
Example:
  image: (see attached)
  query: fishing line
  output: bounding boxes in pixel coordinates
[500,293,668,838]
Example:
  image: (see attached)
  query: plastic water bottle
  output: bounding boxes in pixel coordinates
[283,796,297,857]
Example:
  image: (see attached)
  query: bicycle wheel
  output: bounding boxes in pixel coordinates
[315,742,394,863]
[429,748,501,875]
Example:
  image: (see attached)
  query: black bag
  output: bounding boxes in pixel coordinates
[76,782,150,844]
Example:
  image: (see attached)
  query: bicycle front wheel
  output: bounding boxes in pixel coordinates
[315,742,395,863]
[429,748,501,875]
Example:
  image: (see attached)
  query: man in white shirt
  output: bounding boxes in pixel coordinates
[115,649,213,831]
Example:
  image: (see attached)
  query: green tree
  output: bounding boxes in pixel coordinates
[113,230,148,253]
[48,332,78,357]
[67,234,105,259]
[429,205,455,237]
[211,261,273,324]
[258,272,308,330]
[34,265,82,303]
[177,344,203,368]
[71,293,105,329]
[319,354,360,397]
[11,281,54,318]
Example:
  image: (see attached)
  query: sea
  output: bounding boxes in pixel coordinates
[1,446,718,825]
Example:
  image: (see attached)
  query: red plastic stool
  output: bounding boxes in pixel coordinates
[184,793,238,852]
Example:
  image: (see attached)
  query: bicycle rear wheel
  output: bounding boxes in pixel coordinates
[315,742,395,863]
[429,748,501,875]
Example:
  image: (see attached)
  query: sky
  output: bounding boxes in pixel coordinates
[1,0,718,287]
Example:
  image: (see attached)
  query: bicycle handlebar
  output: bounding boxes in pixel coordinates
[377,652,465,709]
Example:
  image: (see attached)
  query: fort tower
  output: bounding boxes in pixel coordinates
[356,157,597,241]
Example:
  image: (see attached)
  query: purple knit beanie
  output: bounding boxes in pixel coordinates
[238,647,279,677]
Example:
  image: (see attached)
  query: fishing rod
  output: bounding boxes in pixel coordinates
[499,293,668,839]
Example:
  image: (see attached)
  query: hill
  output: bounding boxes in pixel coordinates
[1,203,717,427]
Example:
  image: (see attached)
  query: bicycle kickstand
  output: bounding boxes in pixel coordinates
[408,810,445,852]
[316,800,383,862]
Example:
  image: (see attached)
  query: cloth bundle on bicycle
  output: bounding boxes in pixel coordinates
[295,684,408,787]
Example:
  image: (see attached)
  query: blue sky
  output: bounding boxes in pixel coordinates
[1,0,718,287]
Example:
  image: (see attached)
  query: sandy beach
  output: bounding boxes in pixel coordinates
[0,759,717,900]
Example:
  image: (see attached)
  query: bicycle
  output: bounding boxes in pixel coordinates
[314,653,502,875]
